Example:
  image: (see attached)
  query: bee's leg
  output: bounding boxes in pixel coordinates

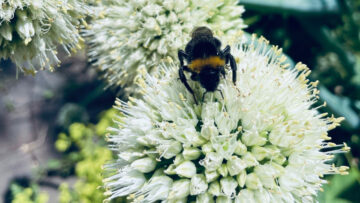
[219,66,226,79]
[178,50,188,67]
[179,66,198,105]
[228,54,237,84]
[202,91,209,103]
[177,65,191,80]
[220,45,237,84]
[220,45,231,58]
[177,49,192,79]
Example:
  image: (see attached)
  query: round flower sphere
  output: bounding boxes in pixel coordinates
[0,0,90,74]
[104,35,349,202]
[85,0,246,91]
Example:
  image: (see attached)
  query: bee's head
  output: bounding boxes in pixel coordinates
[199,66,221,92]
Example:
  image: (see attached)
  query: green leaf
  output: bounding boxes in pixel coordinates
[318,169,360,203]
[319,85,359,129]
[240,0,340,16]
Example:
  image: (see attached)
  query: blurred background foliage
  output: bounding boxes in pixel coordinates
[2,0,360,202]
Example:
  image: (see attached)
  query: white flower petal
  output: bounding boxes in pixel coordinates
[190,174,208,195]
[175,161,196,178]
[131,157,157,173]
[220,176,237,197]
[168,179,191,200]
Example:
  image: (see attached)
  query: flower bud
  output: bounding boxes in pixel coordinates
[270,162,285,174]
[208,181,221,196]
[183,147,201,160]
[136,136,151,146]
[242,153,258,167]
[279,169,304,190]
[196,192,214,203]
[235,189,255,203]
[167,198,187,203]
[201,120,218,140]
[149,38,159,51]
[273,154,286,165]
[216,196,232,203]
[144,18,159,31]
[191,134,207,147]
[175,161,196,178]
[156,15,167,26]
[202,103,219,121]
[158,140,182,159]
[174,154,185,165]
[16,19,35,41]
[236,170,247,188]
[254,164,277,189]
[0,23,12,41]
[137,175,173,201]
[241,129,267,146]
[131,157,156,173]
[220,177,237,197]
[254,188,271,203]
[234,141,247,156]
[211,134,237,159]
[205,170,220,183]
[168,11,178,23]
[245,173,262,190]
[217,164,228,177]
[202,142,214,154]
[168,179,190,199]
[190,174,208,195]
[143,4,162,16]
[164,164,176,175]
[119,151,144,162]
[200,152,223,172]
[251,146,268,161]
[215,112,237,135]
[227,156,247,176]
[163,0,175,10]
[104,170,146,197]
[152,168,165,177]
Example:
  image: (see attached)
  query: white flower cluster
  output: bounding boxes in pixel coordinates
[104,35,349,203]
[85,0,246,90]
[0,0,90,74]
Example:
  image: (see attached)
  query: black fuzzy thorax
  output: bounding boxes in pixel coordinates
[185,36,222,61]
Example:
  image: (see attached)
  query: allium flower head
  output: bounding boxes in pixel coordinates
[0,0,90,74]
[104,34,350,202]
[85,0,246,90]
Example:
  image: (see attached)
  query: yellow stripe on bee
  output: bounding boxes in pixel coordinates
[188,56,225,73]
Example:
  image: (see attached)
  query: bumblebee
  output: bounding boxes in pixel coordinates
[178,26,237,104]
